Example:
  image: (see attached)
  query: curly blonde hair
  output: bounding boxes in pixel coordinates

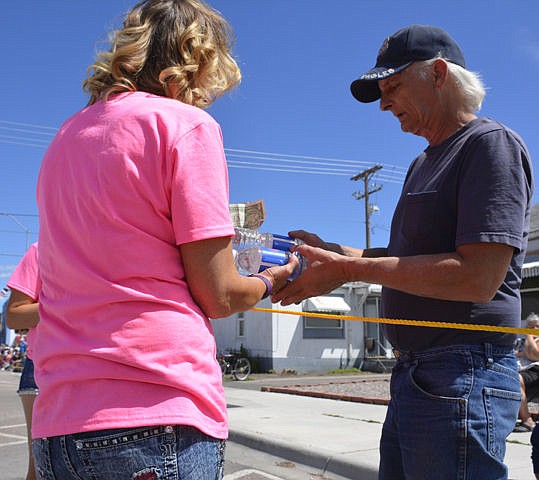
[83,0,241,109]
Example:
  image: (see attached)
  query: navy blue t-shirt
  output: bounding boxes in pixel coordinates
[381,117,533,351]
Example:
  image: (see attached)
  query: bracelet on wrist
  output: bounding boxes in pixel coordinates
[249,273,272,299]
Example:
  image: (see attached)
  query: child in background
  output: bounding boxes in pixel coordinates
[6,243,40,480]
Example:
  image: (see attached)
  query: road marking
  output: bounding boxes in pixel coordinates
[0,424,27,447]
[0,424,25,430]
[0,432,26,440]
[0,430,27,448]
[0,440,27,447]
[224,469,284,480]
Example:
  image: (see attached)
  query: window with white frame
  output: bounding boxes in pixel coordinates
[303,296,350,339]
[237,312,245,338]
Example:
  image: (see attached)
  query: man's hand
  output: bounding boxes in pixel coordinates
[270,245,349,305]
[289,229,365,257]
[289,230,328,249]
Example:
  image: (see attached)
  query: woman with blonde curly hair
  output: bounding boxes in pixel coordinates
[83,0,241,109]
[32,1,296,479]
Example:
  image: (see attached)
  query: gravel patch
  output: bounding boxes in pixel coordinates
[261,378,390,405]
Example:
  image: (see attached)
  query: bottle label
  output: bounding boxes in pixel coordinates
[271,234,297,251]
[235,245,306,280]
[260,248,288,268]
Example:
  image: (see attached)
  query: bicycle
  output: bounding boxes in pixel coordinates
[217,352,251,381]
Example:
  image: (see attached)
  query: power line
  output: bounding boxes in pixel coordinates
[227,162,355,176]
[0,139,50,149]
[0,121,55,149]
[0,213,35,250]
[0,126,55,137]
[224,149,406,182]
[0,134,50,144]
[0,213,38,217]
[0,120,58,131]
[0,229,38,235]
[0,119,407,183]
[226,148,408,172]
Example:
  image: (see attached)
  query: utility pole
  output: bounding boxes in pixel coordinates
[351,165,382,248]
[0,212,31,250]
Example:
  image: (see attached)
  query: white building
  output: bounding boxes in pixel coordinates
[211,281,392,374]
[522,204,539,319]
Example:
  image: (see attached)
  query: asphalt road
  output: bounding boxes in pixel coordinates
[0,370,350,480]
[0,370,28,480]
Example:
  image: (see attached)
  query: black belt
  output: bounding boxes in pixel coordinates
[392,343,513,361]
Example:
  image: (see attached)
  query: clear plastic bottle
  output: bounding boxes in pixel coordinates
[232,227,303,252]
[235,245,307,280]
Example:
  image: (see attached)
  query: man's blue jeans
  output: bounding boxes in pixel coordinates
[33,424,225,480]
[379,344,521,480]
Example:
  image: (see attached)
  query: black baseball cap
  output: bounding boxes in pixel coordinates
[350,25,466,103]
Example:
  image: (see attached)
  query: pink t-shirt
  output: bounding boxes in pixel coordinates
[7,243,41,301]
[7,243,41,358]
[34,92,234,439]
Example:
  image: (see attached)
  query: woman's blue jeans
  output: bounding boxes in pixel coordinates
[33,425,225,480]
[17,356,39,394]
[379,343,521,480]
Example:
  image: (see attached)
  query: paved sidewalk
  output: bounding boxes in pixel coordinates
[225,376,536,480]
[1,369,535,479]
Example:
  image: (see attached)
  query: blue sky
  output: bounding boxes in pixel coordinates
[1,1,538,289]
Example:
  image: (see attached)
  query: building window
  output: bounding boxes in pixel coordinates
[303,315,344,339]
[237,316,245,338]
[302,296,349,339]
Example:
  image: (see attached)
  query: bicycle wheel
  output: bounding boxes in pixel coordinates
[218,357,227,375]
[232,357,251,381]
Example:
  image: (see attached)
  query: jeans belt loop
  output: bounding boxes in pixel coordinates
[484,342,494,367]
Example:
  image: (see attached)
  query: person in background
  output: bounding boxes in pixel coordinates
[6,242,40,480]
[1,296,8,350]
[514,313,539,432]
[1,346,13,370]
[273,24,533,479]
[32,1,295,479]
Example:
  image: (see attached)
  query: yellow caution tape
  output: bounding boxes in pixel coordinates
[251,307,537,336]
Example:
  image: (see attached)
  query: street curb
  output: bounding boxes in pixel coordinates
[228,428,378,480]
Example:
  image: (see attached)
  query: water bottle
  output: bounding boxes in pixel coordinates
[232,227,303,252]
[235,245,307,280]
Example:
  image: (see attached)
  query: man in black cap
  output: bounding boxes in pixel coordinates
[273,24,534,479]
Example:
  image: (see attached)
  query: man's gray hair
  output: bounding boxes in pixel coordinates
[526,312,539,326]
[414,58,486,113]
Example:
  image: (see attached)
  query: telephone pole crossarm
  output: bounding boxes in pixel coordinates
[350,164,382,182]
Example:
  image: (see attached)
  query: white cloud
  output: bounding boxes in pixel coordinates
[516,27,539,63]
[526,42,539,63]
